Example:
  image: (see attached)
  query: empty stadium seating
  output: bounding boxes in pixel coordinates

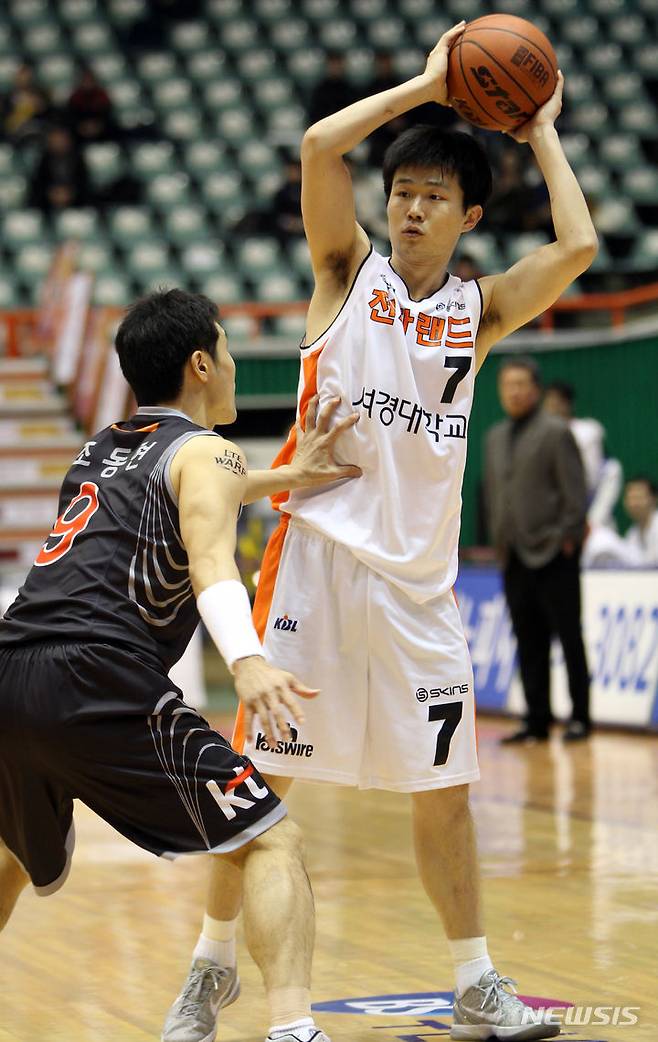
[0,0,655,306]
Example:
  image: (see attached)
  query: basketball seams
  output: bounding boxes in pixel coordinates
[460,25,557,80]
[455,40,514,129]
[467,38,545,112]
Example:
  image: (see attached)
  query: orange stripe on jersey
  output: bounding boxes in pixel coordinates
[233,344,324,750]
[232,514,291,754]
[270,342,326,513]
[226,763,254,791]
[111,422,160,433]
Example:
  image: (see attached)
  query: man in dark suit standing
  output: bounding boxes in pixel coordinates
[484,357,591,742]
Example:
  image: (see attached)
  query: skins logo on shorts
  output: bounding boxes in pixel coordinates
[273,613,298,632]
[416,683,469,702]
[255,725,314,758]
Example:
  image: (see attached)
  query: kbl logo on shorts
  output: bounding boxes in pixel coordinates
[273,613,298,632]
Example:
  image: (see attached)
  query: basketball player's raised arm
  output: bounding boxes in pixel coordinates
[301,22,467,280]
[173,435,318,744]
[475,73,598,369]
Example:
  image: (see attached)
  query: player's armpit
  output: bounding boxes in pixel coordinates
[475,238,597,369]
[300,135,370,283]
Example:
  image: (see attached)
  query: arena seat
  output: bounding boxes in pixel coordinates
[54,208,99,242]
[0,0,654,309]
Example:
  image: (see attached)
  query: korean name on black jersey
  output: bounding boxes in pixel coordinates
[0,408,220,671]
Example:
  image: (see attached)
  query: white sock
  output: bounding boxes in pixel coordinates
[268,1017,315,1040]
[448,936,493,997]
[192,914,238,968]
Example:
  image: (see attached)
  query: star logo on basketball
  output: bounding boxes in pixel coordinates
[446,15,558,132]
[273,613,298,632]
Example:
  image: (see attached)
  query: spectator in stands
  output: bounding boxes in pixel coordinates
[484,357,591,743]
[483,145,550,235]
[118,0,202,52]
[584,475,658,567]
[481,147,525,233]
[67,66,118,144]
[1,63,51,146]
[623,476,658,565]
[368,52,458,165]
[367,52,405,166]
[453,252,482,283]
[29,124,90,212]
[544,380,622,528]
[308,52,358,126]
[270,157,304,244]
[232,156,304,241]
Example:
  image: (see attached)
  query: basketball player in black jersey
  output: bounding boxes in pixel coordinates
[0,289,360,1042]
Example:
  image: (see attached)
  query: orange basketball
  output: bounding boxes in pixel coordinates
[447,15,558,132]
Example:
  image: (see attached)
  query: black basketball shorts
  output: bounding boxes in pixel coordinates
[0,643,285,895]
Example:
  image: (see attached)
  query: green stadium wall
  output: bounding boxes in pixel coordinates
[234,328,657,547]
[462,331,658,546]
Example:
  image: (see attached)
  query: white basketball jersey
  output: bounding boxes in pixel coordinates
[272,248,482,604]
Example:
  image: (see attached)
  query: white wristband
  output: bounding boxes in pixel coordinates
[197,580,264,673]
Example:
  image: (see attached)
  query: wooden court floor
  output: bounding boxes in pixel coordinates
[1,717,656,1042]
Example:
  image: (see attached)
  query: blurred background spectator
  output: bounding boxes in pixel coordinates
[452,253,482,283]
[544,379,622,528]
[308,52,358,126]
[484,358,591,743]
[66,67,119,144]
[29,124,90,212]
[482,144,551,235]
[584,474,658,567]
[624,475,658,564]
[269,157,304,245]
[366,51,458,166]
[1,64,51,146]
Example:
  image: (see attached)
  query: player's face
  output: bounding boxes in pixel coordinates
[208,322,237,425]
[386,167,482,260]
[498,366,541,419]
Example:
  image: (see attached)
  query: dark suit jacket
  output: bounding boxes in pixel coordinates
[484,409,588,568]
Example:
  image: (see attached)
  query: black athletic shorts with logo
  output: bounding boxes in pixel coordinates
[0,643,285,895]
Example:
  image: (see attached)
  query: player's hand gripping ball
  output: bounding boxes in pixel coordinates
[447,14,558,132]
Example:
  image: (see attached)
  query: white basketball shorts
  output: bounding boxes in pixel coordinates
[234,518,479,792]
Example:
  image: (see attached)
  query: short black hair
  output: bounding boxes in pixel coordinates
[546,380,575,403]
[498,355,542,386]
[115,288,219,406]
[626,474,658,496]
[382,126,493,211]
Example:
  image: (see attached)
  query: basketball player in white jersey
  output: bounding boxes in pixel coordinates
[164,23,597,1042]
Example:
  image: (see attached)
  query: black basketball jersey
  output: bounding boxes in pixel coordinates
[0,407,219,671]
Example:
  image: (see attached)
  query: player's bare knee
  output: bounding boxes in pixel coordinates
[414,783,471,825]
[262,773,294,799]
[215,817,303,871]
[0,842,28,886]
[245,817,304,865]
[255,816,304,858]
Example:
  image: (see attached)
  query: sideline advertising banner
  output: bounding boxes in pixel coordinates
[455,566,658,730]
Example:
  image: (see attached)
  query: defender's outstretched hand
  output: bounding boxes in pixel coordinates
[291,395,362,487]
[233,656,319,745]
[422,21,466,106]
[508,71,564,143]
